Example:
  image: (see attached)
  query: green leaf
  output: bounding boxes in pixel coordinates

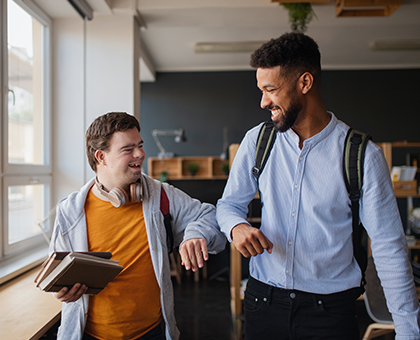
[282,3,315,33]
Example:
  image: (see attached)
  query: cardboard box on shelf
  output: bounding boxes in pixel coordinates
[393,180,418,196]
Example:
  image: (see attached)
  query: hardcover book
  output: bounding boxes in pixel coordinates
[35,252,123,295]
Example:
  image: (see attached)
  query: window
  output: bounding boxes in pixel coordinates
[7,0,45,166]
[3,176,52,255]
[1,0,52,272]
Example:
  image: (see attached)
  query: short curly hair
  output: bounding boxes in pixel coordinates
[250,32,321,84]
[85,112,140,172]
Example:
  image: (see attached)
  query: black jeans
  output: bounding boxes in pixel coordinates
[244,277,359,340]
[82,319,165,340]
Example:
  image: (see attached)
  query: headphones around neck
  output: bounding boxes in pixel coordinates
[93,177,143,208]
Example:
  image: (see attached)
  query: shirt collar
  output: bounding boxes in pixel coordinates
[284,111,336,149]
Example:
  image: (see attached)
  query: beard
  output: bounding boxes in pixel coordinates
[271,90,303,133]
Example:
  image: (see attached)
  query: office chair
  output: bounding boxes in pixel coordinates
[362,256,395,340]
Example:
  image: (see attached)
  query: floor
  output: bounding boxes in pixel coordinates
[173,269,394,340]
[173,272,236,340]
[42,269,394,340]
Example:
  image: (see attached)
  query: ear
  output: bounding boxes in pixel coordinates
[299,72,314,95]
[95,150,106,166]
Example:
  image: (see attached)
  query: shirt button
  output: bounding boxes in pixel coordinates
[294,185,299,189]
[290,293,296,299]
[286,270,290,274]
[292,213,296,217]
[300,157,303,161]
[288,241,292,245]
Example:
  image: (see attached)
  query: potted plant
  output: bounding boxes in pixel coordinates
[186,162,200,176]
[159,171,169,183]
[282,3,315,33]
[221,163,229,176]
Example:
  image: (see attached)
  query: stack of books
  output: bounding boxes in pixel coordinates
[34,252,123,295]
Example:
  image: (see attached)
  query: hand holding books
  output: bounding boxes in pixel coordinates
[54,282,89,303]
[35,252,123,301]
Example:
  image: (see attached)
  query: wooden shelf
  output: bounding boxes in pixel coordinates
[389,142,420,148]
[378,142,420,197]
[148,156,229,180]
[395,193,420,198]
[408,239,420,250]
[335,0,400,18]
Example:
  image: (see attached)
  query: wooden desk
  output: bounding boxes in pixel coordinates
[0,266,62,340]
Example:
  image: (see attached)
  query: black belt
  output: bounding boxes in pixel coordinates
[247,276,359,302]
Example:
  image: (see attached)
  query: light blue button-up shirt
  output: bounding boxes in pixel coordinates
[217,113,420,339]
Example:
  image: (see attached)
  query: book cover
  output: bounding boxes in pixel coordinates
[34,251,113,286]
[36,252,123,295]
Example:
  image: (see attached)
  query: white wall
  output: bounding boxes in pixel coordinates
[53,13,140,205]
[53,18,86,203]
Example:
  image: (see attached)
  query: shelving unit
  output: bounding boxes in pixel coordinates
[378,141,420,198]
[147,156,229,180]
[227,144,243,340]
[378,142,420,261]
[379,142,420,170]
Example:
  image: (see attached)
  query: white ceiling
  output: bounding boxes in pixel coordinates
[34,0,420,74]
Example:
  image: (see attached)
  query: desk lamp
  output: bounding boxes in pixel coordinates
[151,129,187,158]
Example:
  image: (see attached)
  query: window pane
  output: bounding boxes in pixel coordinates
[8,184,48,244]
[7,0,44,165]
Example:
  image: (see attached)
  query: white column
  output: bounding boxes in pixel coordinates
[52,18,86,203]
[53,13,140,204]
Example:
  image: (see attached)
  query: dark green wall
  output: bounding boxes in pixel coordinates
[321,69,418,143]
[140,70,265,163]
[141,69,420,170]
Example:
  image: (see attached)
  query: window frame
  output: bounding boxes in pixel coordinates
[2,0,52,175]
[0,0,52,269]
[2,175,53,256]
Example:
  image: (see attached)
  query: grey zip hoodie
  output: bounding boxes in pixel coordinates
[49,174,226,340]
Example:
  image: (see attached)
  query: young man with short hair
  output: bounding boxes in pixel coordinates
[50,112,226,340]
[217,32,420,339]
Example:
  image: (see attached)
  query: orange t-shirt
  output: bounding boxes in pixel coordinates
[84,190,162,340]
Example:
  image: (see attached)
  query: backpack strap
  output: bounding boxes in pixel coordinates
[252,121,277,181]
[343,128,371,294]
[160,186,174,254]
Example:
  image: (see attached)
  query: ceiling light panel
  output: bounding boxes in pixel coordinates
[369,39,420,51]
[194,41,267,54]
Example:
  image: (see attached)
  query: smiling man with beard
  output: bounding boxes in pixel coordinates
[49,112,225,340]
[216,32,419,339]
